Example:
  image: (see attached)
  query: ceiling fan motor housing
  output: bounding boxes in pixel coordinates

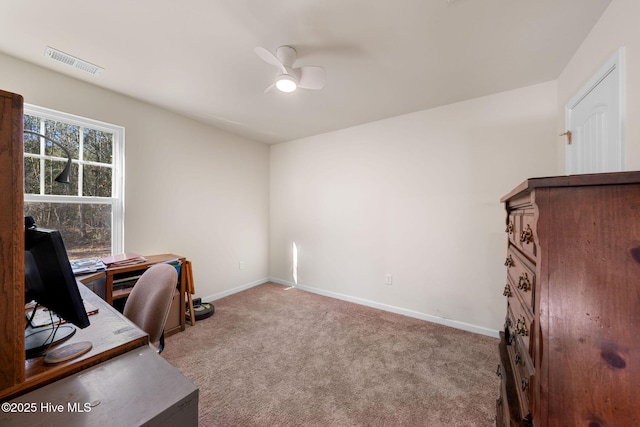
[276,46,297,67]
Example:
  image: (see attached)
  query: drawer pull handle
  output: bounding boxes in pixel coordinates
[496,397,503,407]
[505,221,514,234]
[504,255,514,268]
[518,273,531,291]
[515,352,522,365]
[519,224,533,244]
[502,284,512,298]
[504,317,512,329]
[521,377,529,391]
[515,316,529,337]
[496,364,502,378]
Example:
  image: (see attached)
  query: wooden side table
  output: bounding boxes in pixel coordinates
[103,254,187,337]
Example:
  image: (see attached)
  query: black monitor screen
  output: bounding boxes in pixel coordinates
[25,226,90,329]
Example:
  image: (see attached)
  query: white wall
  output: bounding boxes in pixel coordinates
[557,0,640,171]
[270,81,558,335]
[0,52,270,300]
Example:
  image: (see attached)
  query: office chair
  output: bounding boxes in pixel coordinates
[123,263,178,353]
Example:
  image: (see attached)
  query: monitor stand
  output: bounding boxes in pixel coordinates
[25,324,76,359]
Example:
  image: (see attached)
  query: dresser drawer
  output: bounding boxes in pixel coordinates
[505,301,532,355]
[505,193,536,257]
[505,246,535,316]
[512,209,537,262]
[506,332,534,420]
[497,333,528,427]
[502,276,528,336]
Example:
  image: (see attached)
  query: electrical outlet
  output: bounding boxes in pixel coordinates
[385,274,393,285]
[239,261,245,270]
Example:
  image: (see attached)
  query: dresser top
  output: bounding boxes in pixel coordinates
[501,171,640,202]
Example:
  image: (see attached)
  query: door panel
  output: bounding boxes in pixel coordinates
[565,49,624,174]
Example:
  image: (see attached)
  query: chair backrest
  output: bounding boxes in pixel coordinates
[123,263,178,344]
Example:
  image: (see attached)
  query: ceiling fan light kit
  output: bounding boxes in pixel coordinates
[255,45,326,93]
[275,74,298,92]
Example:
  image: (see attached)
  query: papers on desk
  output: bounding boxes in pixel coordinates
[101,253,147,267]
[70,258,106,275]
[26,300,99,328]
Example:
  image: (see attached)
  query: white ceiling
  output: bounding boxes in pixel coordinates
[0,0,611,144]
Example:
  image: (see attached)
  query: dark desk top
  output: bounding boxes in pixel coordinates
[0,283,148,401]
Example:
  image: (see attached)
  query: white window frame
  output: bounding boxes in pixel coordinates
[23,104,125,255]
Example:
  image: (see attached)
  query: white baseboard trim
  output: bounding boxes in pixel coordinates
[200,277,270,303]
[269,277,499,338]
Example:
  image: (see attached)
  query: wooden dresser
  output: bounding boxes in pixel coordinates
[496,172,640,427]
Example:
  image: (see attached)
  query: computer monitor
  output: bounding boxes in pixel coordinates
[24,218,90,359]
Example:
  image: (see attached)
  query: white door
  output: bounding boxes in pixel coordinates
[565,48,625,174]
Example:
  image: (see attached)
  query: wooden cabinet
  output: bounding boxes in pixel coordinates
[0,90,24,391]
[497,172,640,426]
[105,254,187,337]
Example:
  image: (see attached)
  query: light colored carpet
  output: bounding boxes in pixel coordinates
[163,282,499,426]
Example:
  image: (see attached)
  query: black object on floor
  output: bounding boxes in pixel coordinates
[187,302,214,321]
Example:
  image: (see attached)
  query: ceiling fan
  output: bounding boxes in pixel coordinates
[254,45,326,93]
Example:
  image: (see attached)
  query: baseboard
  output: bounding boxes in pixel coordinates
[269,277,499,338]
[200,277,270,303]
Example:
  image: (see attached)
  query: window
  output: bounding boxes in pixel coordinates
[23,104,124,260]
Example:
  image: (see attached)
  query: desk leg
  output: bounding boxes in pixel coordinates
[105,272,113,305]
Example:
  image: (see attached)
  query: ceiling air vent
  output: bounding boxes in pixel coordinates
[44,46,104,76]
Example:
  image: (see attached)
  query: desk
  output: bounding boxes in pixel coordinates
[1,346,198,426]
[0,284,148,402]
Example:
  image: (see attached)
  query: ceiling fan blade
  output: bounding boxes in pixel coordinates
[297,66,326,90]
[264,83,276,93]
[254,46,287,74]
